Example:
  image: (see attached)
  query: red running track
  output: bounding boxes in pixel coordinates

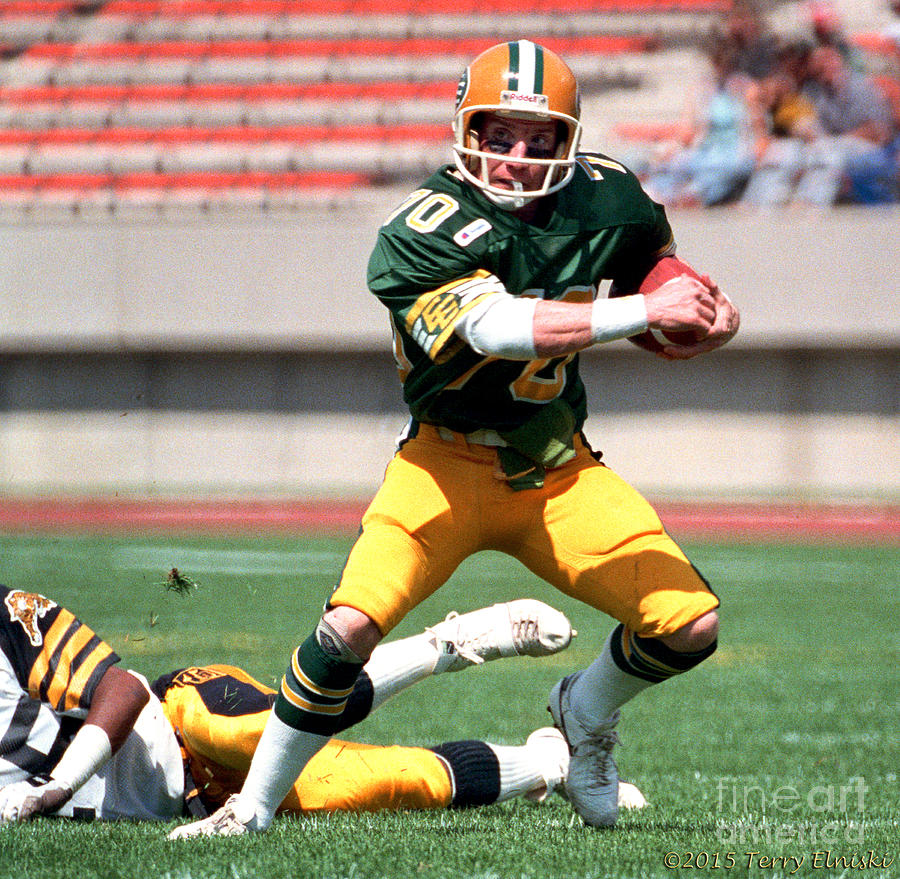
[0,498,896,543]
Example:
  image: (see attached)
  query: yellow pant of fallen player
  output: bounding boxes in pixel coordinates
[331,425,718,636]
[159,665,452,814]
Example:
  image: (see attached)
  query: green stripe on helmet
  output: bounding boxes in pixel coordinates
[507,41,520,91]
[533,43,544,93]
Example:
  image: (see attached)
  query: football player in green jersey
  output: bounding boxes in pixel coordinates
[172,40,739,837]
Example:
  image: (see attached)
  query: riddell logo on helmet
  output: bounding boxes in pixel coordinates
[501,91,549,110]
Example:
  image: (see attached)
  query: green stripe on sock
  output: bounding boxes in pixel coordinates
[275,633,363,734]
[274,690,343,734]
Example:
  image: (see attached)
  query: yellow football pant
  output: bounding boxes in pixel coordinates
[331,425,718,636]
[160,665,452,814]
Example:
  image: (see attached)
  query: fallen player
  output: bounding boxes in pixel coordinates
[0,585,645,827]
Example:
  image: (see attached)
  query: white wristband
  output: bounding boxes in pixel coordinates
[590,294,649,344]
[50,723,113,792]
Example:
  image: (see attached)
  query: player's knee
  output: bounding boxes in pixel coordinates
[320,606,382,661]
[663,609,719,655]
[692,609,719,647]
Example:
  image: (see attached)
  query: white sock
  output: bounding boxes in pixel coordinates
[570,628,654,729]
[239,711,330,827]
[487,743,546,803]
[363,632,441,711]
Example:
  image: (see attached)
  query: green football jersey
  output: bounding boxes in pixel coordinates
[367,154,675,434]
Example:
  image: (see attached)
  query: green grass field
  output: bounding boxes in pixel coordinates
[0,531,897,879]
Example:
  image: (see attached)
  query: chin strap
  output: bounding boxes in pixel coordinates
[483,181,527,211]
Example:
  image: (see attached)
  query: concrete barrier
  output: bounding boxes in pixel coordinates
[0,202,897,500]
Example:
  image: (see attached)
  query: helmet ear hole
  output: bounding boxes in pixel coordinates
[555,120,568,146]
[553,121,570,159]
[465,113,483,174]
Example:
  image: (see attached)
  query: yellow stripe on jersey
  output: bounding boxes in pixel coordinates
[653,233,677,260]
[405,269,504,361]
[63,641,115,711]
[44,623,96,709]
[290,652,355,701]
[619,625,632,660]
[27,609,77,698]
[27,609,115,711]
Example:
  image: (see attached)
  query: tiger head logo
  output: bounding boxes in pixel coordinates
[4,591,57,647]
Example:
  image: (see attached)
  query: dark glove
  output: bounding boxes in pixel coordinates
[0,774,73,822]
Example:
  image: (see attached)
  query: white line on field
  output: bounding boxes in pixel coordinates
[111,546,345,576]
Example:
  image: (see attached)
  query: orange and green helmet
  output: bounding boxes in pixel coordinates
[452,40,583,205]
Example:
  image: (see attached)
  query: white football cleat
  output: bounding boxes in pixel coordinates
[167,794,262,839]
[427,599,574,674]
[548,671,621,827]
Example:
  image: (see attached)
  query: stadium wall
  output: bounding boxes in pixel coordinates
[0,200,897,502]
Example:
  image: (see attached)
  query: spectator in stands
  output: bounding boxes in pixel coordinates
[741,44,823,206]
[803,44,896,203]
[805,0,866,70]
[876,1,900,184]
[874,63,900,197]
[716,0,781,80]
[642,40,757,206]
[884,0,900,50]
[751,46,820,143]
[743,44,895,206]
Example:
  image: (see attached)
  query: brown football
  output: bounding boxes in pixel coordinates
[608,256,708,352]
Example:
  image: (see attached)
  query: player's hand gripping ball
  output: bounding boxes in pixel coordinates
[608,256,709,353]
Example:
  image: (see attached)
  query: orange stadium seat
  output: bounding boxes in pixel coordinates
[0,123,451,147]
[611,121,692,143]
[0,82,456,105]
[851,32,900,60]
[0,169,371,192]
[0,0,734,208]
[21,35,656,61]
[0,1,84,13]
[94,0,732,13]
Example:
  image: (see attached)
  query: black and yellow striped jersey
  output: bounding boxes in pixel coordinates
[0,585,120,783]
